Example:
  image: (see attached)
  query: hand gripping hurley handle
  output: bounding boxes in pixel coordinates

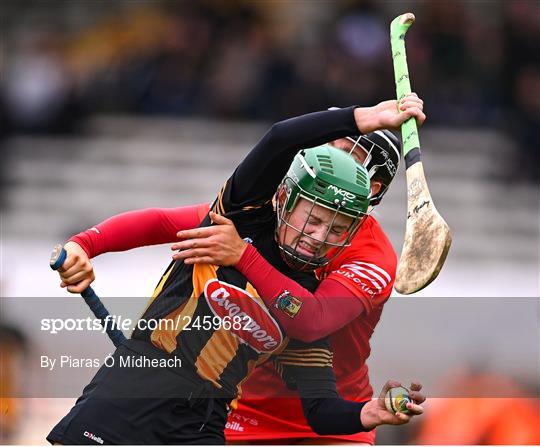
[50,244,126,347]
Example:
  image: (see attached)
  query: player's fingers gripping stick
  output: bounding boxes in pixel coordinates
[61,270,90,287]
[56,251,77,273]
[50,244,126,347]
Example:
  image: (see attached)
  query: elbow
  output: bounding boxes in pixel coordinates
[296,329,323,344]
[264,122,286,146]
[291,318,330,342]
[281,303,330,342]
[283,325,322,343]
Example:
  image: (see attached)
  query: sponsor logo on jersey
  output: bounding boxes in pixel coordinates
[327,184,355,201]
[204,279,284,353]
[335,261,391,296]
[83,431,104,444]
[225,421,244,432]
[230,412,259,426]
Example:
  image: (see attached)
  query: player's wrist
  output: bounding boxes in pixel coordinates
[68,234,95,259]
[359,400,380,431]
[353,107,380,134]
[64,240,90,258]
[232,240,249,266]
[235,243,259,274]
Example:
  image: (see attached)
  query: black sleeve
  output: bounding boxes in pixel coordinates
[274,338,369,435]
[213,106,358,214]
[300,394,368,435]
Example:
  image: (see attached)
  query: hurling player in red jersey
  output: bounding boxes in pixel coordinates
[60,129,406,445]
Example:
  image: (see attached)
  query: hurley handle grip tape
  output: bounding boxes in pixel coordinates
[390,13,421,167]
[50,244,126,347]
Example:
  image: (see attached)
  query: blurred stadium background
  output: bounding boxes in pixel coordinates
[1,0,538,444]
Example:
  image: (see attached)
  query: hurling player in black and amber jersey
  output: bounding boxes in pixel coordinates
[131,145,368,397]
[49,99,426,445]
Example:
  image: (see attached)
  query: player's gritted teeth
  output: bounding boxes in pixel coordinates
[295,239,320,257]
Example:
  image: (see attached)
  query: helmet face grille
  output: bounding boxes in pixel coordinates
[346,130,402,205]
[275,144,372,270]
[275,180,370,271]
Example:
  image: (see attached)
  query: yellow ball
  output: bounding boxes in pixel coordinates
[385,386,412,414]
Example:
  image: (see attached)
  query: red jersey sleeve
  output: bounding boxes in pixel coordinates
[69,204,210,258]
[234,217,395,342]
[321,216,397,313]
[236,245,365,343]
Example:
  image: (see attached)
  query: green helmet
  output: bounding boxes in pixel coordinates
[276,144,371,271]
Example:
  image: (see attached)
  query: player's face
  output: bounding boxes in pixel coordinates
[278,198,353,258]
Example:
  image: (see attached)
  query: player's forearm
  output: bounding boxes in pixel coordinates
[70,206,205,258]
[295,366,369,435]
[302,397,368,435]
[264,106,358,151]
[236,245,365,341]
[230,106,359,204]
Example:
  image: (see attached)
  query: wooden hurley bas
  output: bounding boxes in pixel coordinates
[389,13,452,294]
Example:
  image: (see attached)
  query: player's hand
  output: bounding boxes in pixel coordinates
[360,380,425,430]
[354,93,425,133]
[172,212,248,266]
[57,241,95,293]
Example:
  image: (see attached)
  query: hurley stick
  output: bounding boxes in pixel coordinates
[390,13,452,294]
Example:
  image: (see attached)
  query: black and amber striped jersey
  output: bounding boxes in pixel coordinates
[132,199,324,396]
[132,106,361,398]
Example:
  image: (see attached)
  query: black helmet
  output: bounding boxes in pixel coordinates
[345,130,401,205]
